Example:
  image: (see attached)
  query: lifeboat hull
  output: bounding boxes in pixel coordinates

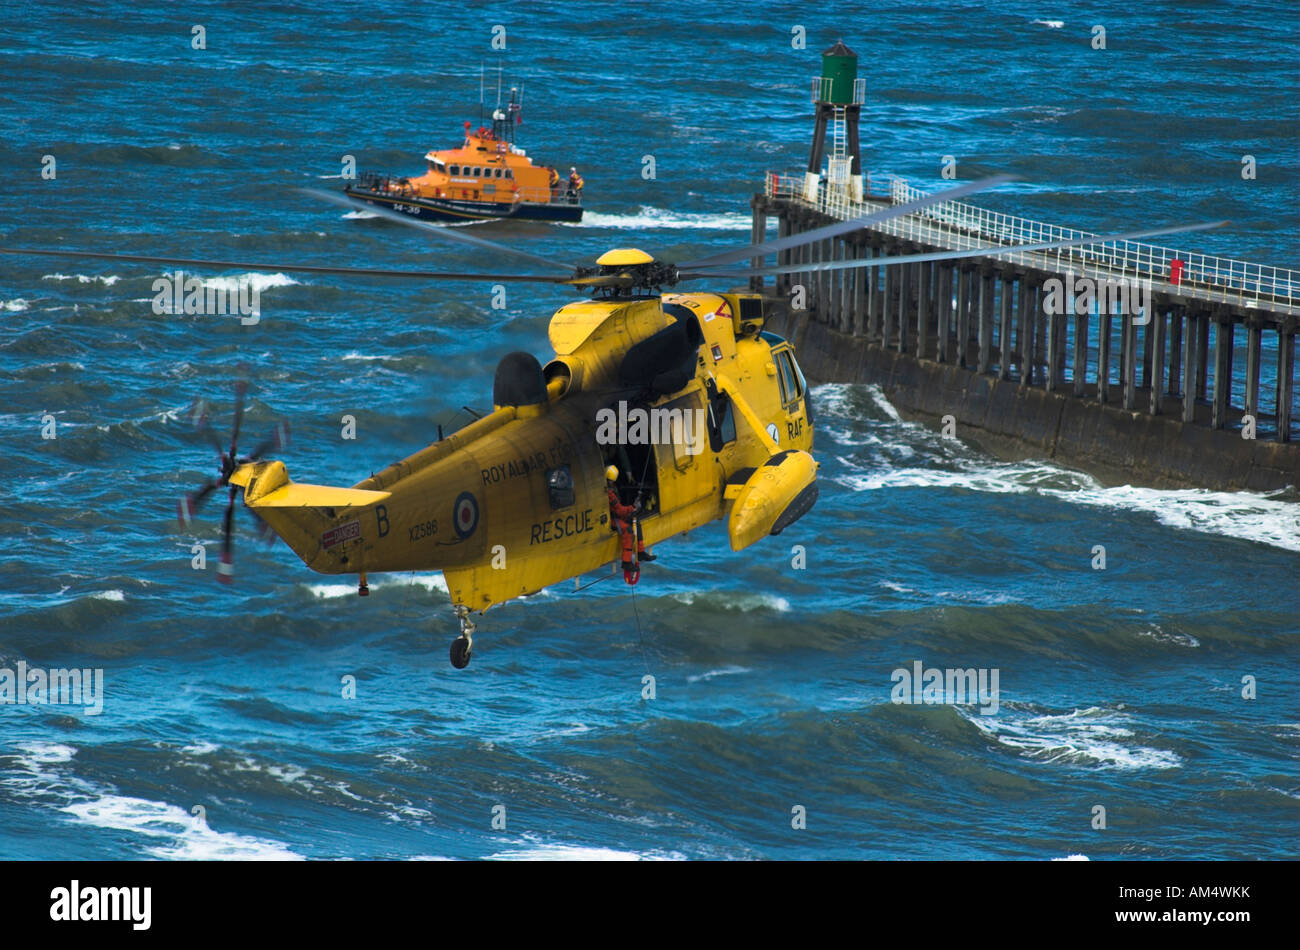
[343,186,582,223]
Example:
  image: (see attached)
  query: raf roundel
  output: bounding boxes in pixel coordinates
[453,491,479,539]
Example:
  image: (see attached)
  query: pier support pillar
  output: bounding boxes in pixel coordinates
[1211,318,1233,430]
[1020,280,1036,387]
[1196,315,1210,401]
[866,247,879,341]
[828,239,841,329]
[1182,313,1197,423]
[916,262,930,360]
[955,268,969,368]
[775,214,790,297]
[749,206,766,292]
[1149,308,1166,415]
[1169,309,1183,396]
[936,267,951,363]
[1046,297,1062,392]
[1098,312,1112,404]
[1244,320,1262,429]
[840,244,854,331]
[853,242,868,336]
[977,270,993,374]
[1278,327,1294,442]
[1072,310,1088,398]
[1141,307,1154,393]
[883,258,895,350]
[1122,312,1137,410]
[998,277,1013,380]
[896,260,910,354]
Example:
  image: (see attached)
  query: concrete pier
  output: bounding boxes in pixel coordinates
[751,175,1300,491]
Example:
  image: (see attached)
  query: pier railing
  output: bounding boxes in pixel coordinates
[764,170,1300,312]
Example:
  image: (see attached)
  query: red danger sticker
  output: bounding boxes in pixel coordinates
[322,520,361,549]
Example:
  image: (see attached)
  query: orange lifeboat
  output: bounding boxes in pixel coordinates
[343,86,583,223]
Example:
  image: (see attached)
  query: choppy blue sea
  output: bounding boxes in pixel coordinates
[1,0,1297,860]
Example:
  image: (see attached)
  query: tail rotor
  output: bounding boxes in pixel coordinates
[177,373,290,584]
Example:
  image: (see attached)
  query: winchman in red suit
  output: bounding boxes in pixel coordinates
[605,465,655,584]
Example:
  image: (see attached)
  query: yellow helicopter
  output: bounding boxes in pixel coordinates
[3,175,1216,667]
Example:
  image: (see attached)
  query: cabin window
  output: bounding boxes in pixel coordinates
[546,465,575,509]
[706,383,737,452]
[505,169,513,179]
[659,392,704,471]
[449,165,459,175]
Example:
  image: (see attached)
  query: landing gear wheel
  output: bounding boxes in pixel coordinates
[450,604,476,669]
[450,635,472,669]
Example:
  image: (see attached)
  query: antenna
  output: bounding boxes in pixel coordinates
[478,62,484,126]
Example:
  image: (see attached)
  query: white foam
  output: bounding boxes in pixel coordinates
[1136,625,1200,648]
[308,583,357,599]
[565,205,750,231]
[1040,483,1300,552]
[406,573,449,594]
[2,298,30,311]
[62,795,302,860]
[1052,853,1090,861]
[199,272,300,293]
[14,741,77,765]
[341,351,400,362]
[488,841,678,861]
[828,389,1300,551]
[42,273,120,286]
[967,705,1181,771]
[308,573,446,598]
[92,589,126,602]
[671,591,790,612]
[180,741,220,756]
[342,210,380,219]
[1033,19,1065,28]
[866,385,903,422]
[687,665,752,683]
[837,465,1038,494]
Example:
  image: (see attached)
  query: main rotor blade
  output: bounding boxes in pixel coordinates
[302,187,576,273]
[697,219,1230,279]
[679,174,1019,270]
[0,246,572,284]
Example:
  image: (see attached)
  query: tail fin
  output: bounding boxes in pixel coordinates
[230,460,390,572]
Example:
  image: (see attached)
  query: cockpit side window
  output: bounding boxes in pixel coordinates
[774,349,801,407]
